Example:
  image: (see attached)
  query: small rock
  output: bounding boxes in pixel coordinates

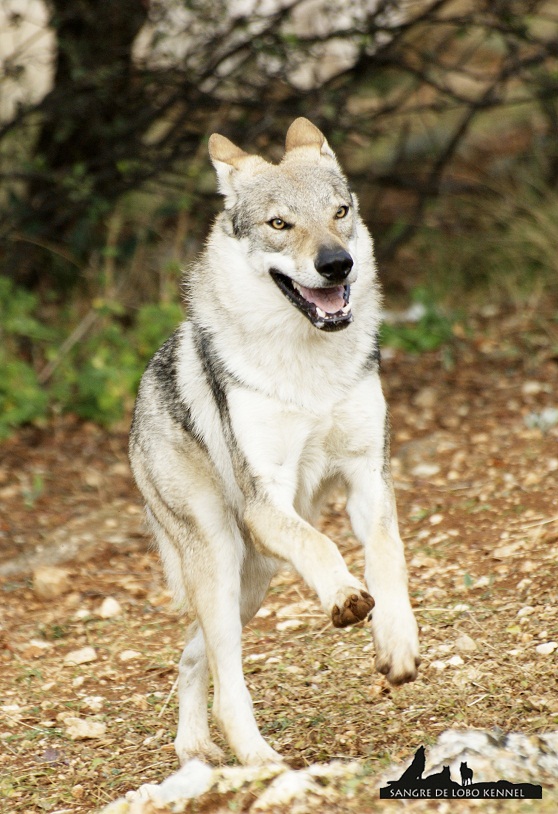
[447,655,464,667]
[536,642,557,656]
[64,646,97,666]
[429,513,444,525]
[411,463,441,478]
[430,660,447,671]
[276,619,304,632]
[64,716,106,740]
[455,634,477,652]
[82,696,105,712]
[119,649,142,662]
[97,597,122,619]
[522,381,548,396]
[246,653,267,663]
[32,565,71,600]
[517,606,535,618]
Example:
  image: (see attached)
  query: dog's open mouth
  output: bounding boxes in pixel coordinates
[270,270,352,331]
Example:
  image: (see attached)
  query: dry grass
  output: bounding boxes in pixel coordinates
[1,307,558,812]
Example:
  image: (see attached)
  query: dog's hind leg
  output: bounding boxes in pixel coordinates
[175,621,226,764]
[174,546,278,766]
[147,513,225,765]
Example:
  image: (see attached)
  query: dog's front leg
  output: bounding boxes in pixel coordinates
[346,462,420,685]
[244,497,374,627]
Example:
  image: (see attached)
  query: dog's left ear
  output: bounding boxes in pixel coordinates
[208,133,267,199]
[284,118,337,161]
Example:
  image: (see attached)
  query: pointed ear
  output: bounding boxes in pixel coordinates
[284,117,337,160]
[208,133,269,200]
[208,133,251,198]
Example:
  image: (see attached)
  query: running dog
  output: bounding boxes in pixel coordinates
[129,118,420,766]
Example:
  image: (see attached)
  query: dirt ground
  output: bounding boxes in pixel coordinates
[1,307,558,813]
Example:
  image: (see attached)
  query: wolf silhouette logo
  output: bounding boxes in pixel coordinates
[460,762,473,786]
[380,746,543,800]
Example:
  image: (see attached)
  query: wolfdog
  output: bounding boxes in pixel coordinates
[129,118,420,766]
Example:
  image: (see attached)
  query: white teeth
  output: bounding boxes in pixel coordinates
[342,302,351,314]
[292,282,303,294]
[316,306,327,318]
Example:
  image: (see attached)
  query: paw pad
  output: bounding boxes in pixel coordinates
[332,591,375,628]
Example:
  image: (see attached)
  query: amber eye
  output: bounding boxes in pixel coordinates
[268,217,287,230]
[335,205,349,219]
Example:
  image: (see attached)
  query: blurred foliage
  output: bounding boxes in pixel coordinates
[380,288,460,354]
[1,0,558,286]
[0,276,182,435]
[1,0,558,433]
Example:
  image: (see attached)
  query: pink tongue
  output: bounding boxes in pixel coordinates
[299,284,345,314]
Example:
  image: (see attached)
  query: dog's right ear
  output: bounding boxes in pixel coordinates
[208,133,265,199]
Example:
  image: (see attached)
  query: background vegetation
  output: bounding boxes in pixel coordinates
[1,0,558,434]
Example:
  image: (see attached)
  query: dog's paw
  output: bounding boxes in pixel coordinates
[332,589,375,628]
[371,601,420,685]
[376,649,421,686]
[234,738,285,766]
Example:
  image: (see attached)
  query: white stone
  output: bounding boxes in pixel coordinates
[276,619,304,632]
[536,642,557,656]
[82,696,105,712]
[32,565,70,600]
[64,716,107,740]
[97,597,122,619]
[411,463,441,478]
[517,606,536,618]
[447,655,464,667]
[64,646,97,666]
[119,649,143,662]
[455,634,477,652]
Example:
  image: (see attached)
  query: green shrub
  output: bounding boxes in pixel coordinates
[0,278,184,434]
[380,288,459,353]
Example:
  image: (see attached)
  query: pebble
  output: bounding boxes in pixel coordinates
[411,463,441,478]
[82,695,105,712]
[517,606,535,618]
[276,619,304,632]
[63,716,107,740]
[447,655,464,667]
[64,646,97,666]
[535,642,557,656]
[32,565,71,600]
[119,649,143,662]
[455,634,477,652]
[97,597,122,619]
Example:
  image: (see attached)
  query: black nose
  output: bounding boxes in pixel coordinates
[314,247,353,283]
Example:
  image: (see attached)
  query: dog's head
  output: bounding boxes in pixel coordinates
[208,118,364,332]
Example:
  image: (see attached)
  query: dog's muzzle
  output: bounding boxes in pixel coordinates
[269,269,353,331]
